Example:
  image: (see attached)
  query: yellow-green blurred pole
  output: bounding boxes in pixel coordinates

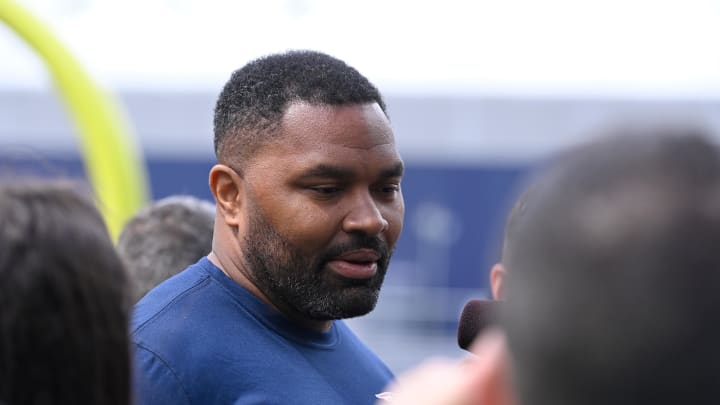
[0,0,149,240]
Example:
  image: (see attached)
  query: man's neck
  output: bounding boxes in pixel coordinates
[207,250,333,332]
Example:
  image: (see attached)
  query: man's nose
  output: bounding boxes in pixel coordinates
[342,193,389,236]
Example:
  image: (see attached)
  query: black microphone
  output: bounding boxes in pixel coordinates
[457,299,500,351]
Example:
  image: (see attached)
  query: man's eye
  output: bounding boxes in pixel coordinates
[311,186,341,195]
[380,184,400,194]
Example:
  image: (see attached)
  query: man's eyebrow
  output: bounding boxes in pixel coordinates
[297,161,404,180]
[380,161,405,178]
[298,164,355,180]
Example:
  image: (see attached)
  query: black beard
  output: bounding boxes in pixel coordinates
[242,205,391,321]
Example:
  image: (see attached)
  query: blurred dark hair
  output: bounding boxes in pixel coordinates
[117,195,215,301]
[0,180,131,405]
[500,185,535,263]
[503,126,720,405]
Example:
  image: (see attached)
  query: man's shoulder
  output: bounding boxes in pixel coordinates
[130,262,271,356]
[131,262,217,334]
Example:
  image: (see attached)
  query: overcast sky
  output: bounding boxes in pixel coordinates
[1,0,720,97]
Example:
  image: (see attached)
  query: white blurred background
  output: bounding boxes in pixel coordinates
[3,0,720,96]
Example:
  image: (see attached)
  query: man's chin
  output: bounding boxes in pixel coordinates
[307,288,381,320]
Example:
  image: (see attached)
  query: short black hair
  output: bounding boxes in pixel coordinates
[213,50,387,165]
[0,180,131,405]
[117,195,215,301]
[503,126,720,405]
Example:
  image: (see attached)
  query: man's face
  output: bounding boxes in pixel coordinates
[239,102,404,320]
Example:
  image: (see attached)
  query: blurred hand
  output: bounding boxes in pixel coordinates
[376,329,514,405]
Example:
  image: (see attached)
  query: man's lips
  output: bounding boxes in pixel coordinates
[327,249,380,279]
[334,249,381,262]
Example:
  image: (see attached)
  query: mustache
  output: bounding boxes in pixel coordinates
[321,235,389,263]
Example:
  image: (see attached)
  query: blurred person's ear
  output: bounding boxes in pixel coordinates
[209,164,244,227]
[490,263,506,300]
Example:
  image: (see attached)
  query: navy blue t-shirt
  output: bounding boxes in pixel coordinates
[131,257,394,404]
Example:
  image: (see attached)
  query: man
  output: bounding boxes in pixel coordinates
[0,180,131,405]
[384,126,720,405]
[132,50,405,404]
[117,195,215,301]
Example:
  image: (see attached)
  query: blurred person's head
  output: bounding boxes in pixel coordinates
[208,50,404,331]
[117,195,215,301]
[503,126,720,405]
[0,180,131,405]
[489,188,533,299]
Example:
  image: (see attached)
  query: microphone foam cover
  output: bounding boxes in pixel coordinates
[457,299,499,351]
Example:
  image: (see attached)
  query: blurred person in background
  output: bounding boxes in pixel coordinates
[0,180,131,405]
[132,50,405,404]
[117,195,215,301]
[382,126,720,405]
[456,186,535,351]
[489,186,533,300]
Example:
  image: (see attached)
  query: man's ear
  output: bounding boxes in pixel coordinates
[209,164,244,227]
[490,263,506,300]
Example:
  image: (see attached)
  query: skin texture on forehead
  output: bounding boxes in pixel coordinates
[243,102,396,171]
[281,102,394,147]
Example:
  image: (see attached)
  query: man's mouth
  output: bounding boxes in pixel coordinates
[326,249,380,279]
